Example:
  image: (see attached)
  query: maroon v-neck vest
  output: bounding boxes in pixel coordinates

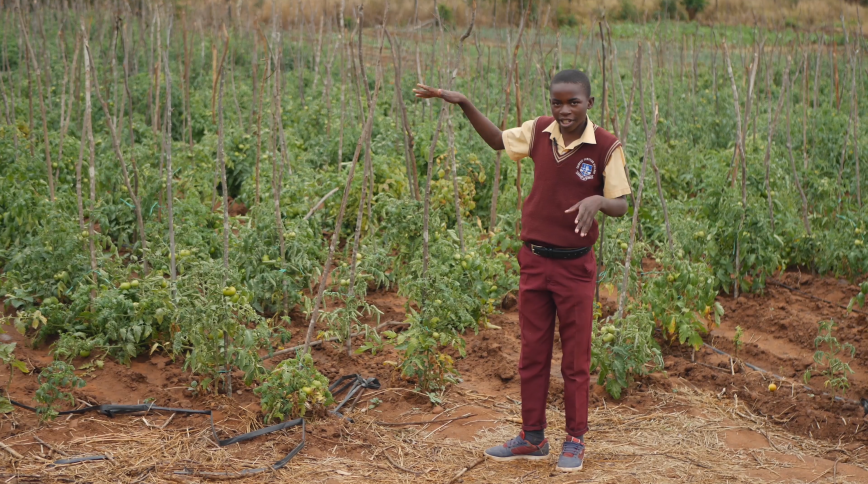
[521,116,621,248]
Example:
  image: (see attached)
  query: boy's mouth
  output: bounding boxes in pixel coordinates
[558,118,575,127]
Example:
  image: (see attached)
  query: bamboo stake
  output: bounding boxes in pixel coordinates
[617,54,656,320]
[81,22,98,300]
[16,1,54,202]
[643,42,673,251]
[385,28,421,200]
[217,69,233,397]
[228,47,244,133]
[812,34,823,113]
[312,14,324,91]
[723,39,745,189]
[490,2,529,233]
[446,111,465,252]
[833,42,840,111]
[162,14,177,295]
[762,56,792,232]
[599,22,607,130]
[56,32,81,184]
[303,56,384,354]
[738,43,761,294]
[254,28,269,207]
[337,0,348,169]
[87,36,150,276]
[786,73,812,237]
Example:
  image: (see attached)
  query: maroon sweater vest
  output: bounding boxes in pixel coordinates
[520,116,621,248]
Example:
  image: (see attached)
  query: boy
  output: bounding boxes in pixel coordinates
[414,70,630,472]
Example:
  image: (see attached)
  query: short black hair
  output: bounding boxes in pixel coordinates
[550,69,592,97]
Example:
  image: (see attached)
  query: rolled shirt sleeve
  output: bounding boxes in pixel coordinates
[602,146,632,199]
[501,118,537,161]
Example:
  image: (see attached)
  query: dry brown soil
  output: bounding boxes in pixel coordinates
[0,271,866,482]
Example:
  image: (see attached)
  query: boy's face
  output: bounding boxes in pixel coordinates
[549,82,594,135]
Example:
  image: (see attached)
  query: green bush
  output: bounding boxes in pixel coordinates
[255,352,334,423]
[658,0,680,19]
[35,361,85,421]
[681,0,707,20]
[615,0,641,22]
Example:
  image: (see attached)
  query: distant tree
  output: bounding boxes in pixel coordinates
[681,0,708,20]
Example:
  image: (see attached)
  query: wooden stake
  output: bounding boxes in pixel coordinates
[303,36,386,354]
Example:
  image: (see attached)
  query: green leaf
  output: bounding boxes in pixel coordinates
[10,360,29,374]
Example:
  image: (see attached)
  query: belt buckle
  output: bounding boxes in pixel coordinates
[531,244,540,256]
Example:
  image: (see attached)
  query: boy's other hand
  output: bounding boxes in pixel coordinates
[413,84,464,104]
[565,195,604,237]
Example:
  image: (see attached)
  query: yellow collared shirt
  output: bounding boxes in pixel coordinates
[501,116,632,199]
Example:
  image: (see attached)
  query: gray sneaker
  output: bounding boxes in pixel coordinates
[484,431,550,462]
[556,435,585,472]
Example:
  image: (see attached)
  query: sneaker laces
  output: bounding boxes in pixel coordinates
[562,438,584,458]
[505,435,532,449]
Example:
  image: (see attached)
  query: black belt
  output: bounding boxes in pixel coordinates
[526,243,591,260]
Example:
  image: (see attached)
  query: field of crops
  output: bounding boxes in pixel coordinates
[0,0,867,482]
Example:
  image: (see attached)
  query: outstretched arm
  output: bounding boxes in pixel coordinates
[413,84,505,150]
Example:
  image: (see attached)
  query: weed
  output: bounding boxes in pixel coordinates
[35,361,85,421]
[804,320,856,400]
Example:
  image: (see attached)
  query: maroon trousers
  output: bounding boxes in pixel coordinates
[517,244,596,438]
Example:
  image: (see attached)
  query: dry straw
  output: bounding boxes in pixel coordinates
[2,383,866,483]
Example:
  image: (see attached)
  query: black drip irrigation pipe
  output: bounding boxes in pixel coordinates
[9,399,305,476]
[700,342,863,406]
[328,374,381,422]
[7,373,379,477]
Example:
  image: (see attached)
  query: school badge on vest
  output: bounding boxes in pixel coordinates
[576,158,596,181]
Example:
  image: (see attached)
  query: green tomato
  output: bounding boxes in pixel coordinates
[461,261,468,269]
[119,282,132,291]
[453,253,462,261]
[602,333,615,343]
[312,380,323,388]
[222,286,237,297]
[432,332,441,339]
[262,254,271,262]
[430,317,440,324]
[160,280,168,289]
[79,349,91,358]
[130,280,140,288]
[301,386,313,395]
[231,294,240,303]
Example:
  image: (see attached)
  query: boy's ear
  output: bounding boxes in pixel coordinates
[587,96,595,109]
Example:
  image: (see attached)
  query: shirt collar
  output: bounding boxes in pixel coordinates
[542,115,596,151]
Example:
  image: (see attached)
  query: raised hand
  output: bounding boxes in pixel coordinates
[564,195,604,237]
[413,83,465,104]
